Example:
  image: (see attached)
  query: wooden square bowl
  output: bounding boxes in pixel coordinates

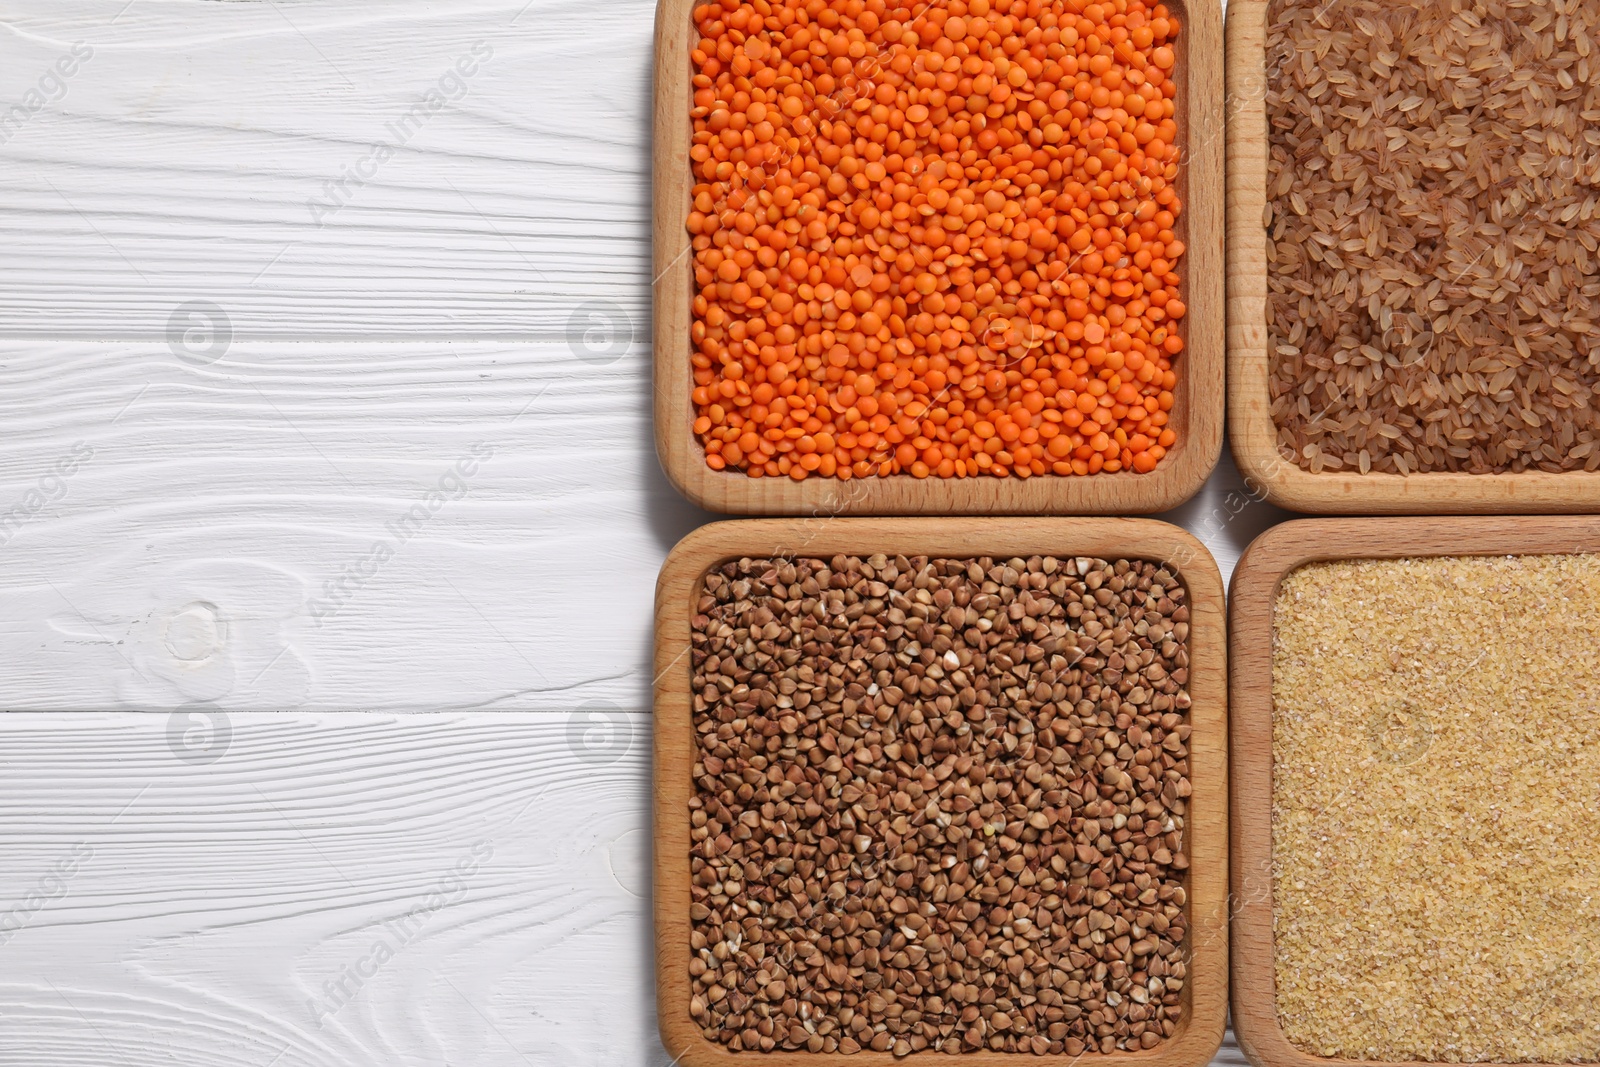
[1225,0,1600,514]
[1229,516,1600,1067]
[654,517,1228,1067]
[653,0,1225,516]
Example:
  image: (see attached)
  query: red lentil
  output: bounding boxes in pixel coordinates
[688,0,1185,481]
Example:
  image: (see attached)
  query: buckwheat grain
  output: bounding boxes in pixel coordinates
[689,553,1193,1055]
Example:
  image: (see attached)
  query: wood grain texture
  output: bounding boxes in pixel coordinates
[1224,2,1600,515]
[0,0,651,341]
[655,518,1228,1067]
[1228,516,1600,1067]
[0,712,656,1067]
[652,0,1226,516]
[0,0,717,713]
[0,338,714,712]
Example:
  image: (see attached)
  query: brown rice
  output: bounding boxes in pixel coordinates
[1265,0,1600,475]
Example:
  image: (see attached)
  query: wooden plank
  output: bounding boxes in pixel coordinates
[0,712,657,1067]
[1228,516,1600,1067]
[652,0,1225,515]
[1224,0,1600,515]
[0,339,712,711]
[0,0,651,340]
[654,518,1228,1067]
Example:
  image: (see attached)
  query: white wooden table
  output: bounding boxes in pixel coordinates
[0,1,1282,1063]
